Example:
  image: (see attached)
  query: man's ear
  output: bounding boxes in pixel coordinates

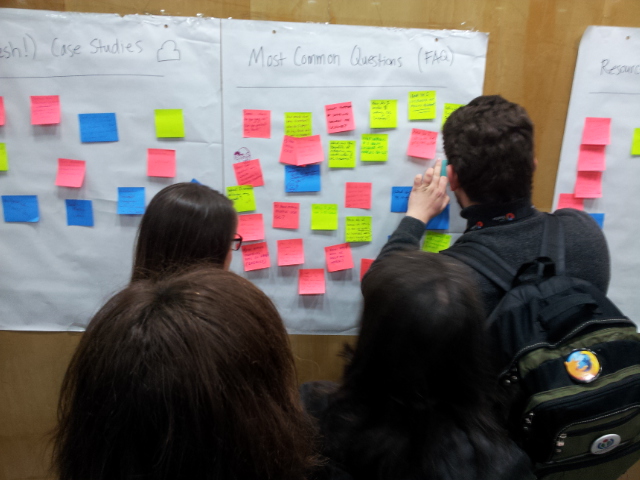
[447,164,459,191]
[533,157,538,171]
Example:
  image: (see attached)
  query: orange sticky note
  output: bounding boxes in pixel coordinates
[31,95,60,125]
[243,109,270,138]
[345,182,372,209]
[237,214,265,242]
[55,158,85,188]
[147,149,176,178]
[324,243,354,273]
[299,269,325,295]
[360,258,374,281]
[577,144,606,171]
[407,129,438,159]
[557,193,584,211]
[574,171,603,198]
[0,97,5,126]
[277,239,304,266]
[325,102,355,133]
[273,202,300,229]
[279,135,298,165]
[241,242,270,271]
[295,135,324,166]
[581,117,611,145]
[233,159,264,187]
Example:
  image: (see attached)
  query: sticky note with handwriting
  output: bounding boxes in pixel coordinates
[117,187,145,214]
[581,117,611,145]
[0,143,7,171]
[370,100,397,129]
[31,95,60,125]
[345,182,372,209]
[238,213,265,242]
[442,103,464,126]
[329,141,356,168]
[241,242,270,271]
[273,202,300,229]
[155,109,185,138]
[0,97,5,126]
[277,238,304,266]
[577,144,606,171]
[426,205,450,230]
[243,109,270,138]
[233,159,264,187]
[79,113,118,143]
[407,129,438,159]
[360,258,374,280]
[285,112,312,137]
[557,193,584,211]
[295,135,324,166]
[632,128,640,155]
[279,135,298,165]
[408,91,436,120]
[285,165,321,193]
[147,149,176,178]
[55,158,86,188]
[345,216,372,243]
[299,269,325,295]
[422,232,451,253]
[65,199,94,227]
[311,204,338,230]
[390,186,412,212]
[324,243,354,272]
[226,185,256,212]
[574,171,602,198]
[2,195,39,222]
[589,213,605,229]
[325,102,355,133]
[361,134,388,162]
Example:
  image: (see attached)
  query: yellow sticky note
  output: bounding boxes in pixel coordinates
[329,141,356,168]
[370,100,397,128]
[226,185,256,213]
[155,109,185,138]
[345,216,372,243]
[0,143,7,171]
[361,134,388,162]
[422,232,452,253]
[311,204,338,230]
[442,103,464,127]
[409,91,436,120]
[632,128,640,156]
[285,112,312,137]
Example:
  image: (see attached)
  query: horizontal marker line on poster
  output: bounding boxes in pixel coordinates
[0,74,164,79]
[237,85,447,89]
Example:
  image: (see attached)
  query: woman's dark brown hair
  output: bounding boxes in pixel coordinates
[132,182,237,281]
[54,267,316,480]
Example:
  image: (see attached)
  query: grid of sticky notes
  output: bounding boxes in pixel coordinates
[0,95,189,226]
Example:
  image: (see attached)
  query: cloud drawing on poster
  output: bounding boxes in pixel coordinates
[157,40,181,62]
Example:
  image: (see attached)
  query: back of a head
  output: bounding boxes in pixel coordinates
[54,267,314,480]
[443,95,535,204]
[132,183,237,281]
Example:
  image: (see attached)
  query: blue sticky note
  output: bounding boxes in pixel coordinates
[589,213,605,229]
[285,164,321,193]
[191,178,201,184]
[390,186,412,212]
[79,113,119,143]
[426,205,450,230]
[117,187,145,215]
[2,195,39,222]
[440,159,448,176]
[66,199,94,226]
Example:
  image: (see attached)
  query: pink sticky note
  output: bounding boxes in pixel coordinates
[295,135,324,166]
[243,109,271,138]
[279,135,298,165]
[237,214,265,242]
[577,144,606,171]
[0,97,5,126]
[557,193,584,211]
[233,159,264,187]
[407,129,438,159]
[574,171,603,198]
[55,158,86,188]
[325,102,355,134]
[581,117,611,145]
[345,182,372,209]
[241,242,270,271]
[31,95,60,125]
[299,269,325,295]
[273,202,300,229]
[360,258,375,281]
[324,243,354,273]
[277,238,304,266]
[147,149,176,177]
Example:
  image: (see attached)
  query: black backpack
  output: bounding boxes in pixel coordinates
[443,214,640,480]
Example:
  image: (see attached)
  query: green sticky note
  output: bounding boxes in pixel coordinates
[361,134,388,162]
[422,231,452,253]
[285,112,312,137]
[155,109,185,138]
[345,216,372,243]
[370,100,397,128]
[226,185,256,212]
[632,128,640,156]
[311,204,338,230]
[442,103,464,127]
[409,91,436,120]
[329,140,356,168]
[0,143,7,171]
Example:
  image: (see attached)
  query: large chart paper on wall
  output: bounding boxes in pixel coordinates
[222,20,487,333]
[554,26,640,324]
[0,8,222,330]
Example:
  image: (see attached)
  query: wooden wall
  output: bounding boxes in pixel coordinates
[2,1,640,479]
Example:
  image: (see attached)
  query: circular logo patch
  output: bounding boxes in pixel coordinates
[564,349,601,383]
[506,213,515,221]
[590,434,621,455]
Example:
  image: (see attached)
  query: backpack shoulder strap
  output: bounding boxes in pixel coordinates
[539,213,566,275]
[442,242,517,292]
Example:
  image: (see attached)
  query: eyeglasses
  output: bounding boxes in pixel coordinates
[231,233,243,251]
